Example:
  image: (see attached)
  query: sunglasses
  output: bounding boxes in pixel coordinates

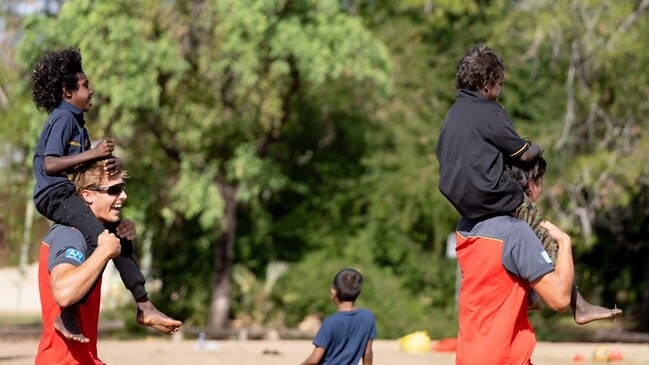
[92,182,126,196]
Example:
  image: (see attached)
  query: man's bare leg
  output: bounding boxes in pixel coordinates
[54,305,90,343]
[572,285,622,325]
[136,299,182,333]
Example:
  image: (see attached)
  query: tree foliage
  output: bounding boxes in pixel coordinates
[1,0,648,337]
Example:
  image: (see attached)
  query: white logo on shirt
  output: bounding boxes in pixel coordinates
[65,248,85,263]
[541,251,552,264]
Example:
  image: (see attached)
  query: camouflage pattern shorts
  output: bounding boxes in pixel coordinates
[513,194,558,264]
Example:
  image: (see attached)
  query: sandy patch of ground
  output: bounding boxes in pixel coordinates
[1,338,648,365]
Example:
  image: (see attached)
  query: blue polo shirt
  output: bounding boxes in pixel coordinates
[33,101,91,206]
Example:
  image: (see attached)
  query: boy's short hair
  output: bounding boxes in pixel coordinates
[31,48,84,113]
[333,268,363,302]
[506,156,546,195]
[73,159,128,194]
[456,43,504,91]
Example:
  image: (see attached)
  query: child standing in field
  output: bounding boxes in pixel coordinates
[31,48,181,342]
[300,268,377,365]
[436,43,621,324]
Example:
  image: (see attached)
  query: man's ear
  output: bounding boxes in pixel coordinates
[80,189,94,204]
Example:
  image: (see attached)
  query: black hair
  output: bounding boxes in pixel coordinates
[31,48,84,113]
[333,268,363,302]
[455,43,504,91]
[506,156,547,195]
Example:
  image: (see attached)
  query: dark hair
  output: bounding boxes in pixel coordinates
[506,156,546,195]
[333,268,363,302]
[456,43,504,91]
[31,48,84,113]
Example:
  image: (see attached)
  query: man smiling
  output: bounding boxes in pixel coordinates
[35,159,181,364]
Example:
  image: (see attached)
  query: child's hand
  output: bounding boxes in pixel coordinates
[105,156,123,175]
[116,219,137,242]
[93,138,115,159]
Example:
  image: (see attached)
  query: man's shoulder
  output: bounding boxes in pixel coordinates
[458,216,531,240]
[44,225,87,270]
[44,224,84,246]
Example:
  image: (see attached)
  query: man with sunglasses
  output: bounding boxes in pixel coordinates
[36,159,182,364]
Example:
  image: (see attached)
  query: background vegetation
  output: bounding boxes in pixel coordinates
[1,0,648,339]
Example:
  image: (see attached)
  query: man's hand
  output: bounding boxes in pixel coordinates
[96,230,121,260]
[116,219,137,242]
[539,220,571,246]
[92,138,115,159]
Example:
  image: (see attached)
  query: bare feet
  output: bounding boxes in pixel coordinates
[54,306,90,343]
[572,288,623,325]
[136,300,182,334]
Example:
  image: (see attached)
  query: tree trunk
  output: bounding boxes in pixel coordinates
[208,181,239,330]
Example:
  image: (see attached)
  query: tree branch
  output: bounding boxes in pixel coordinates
[256,55,300,158]
[617,0,649,34]
[0,84,8,110]
[556,40,579,149]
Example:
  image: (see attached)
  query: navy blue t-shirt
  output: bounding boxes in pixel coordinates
[33,102,91,206]
[436,90,529,219]
[313,308,377,365]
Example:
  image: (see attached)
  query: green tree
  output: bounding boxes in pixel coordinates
[16,0,391,330]
[487,0,649,329]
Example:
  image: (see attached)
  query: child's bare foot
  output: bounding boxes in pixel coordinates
[136,300,182,334]
[574,302,623,325]
[573,288,622,325]
[54,307,90,343]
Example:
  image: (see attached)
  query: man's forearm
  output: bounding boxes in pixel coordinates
[553,234,574,299]
[532,233,574,311]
